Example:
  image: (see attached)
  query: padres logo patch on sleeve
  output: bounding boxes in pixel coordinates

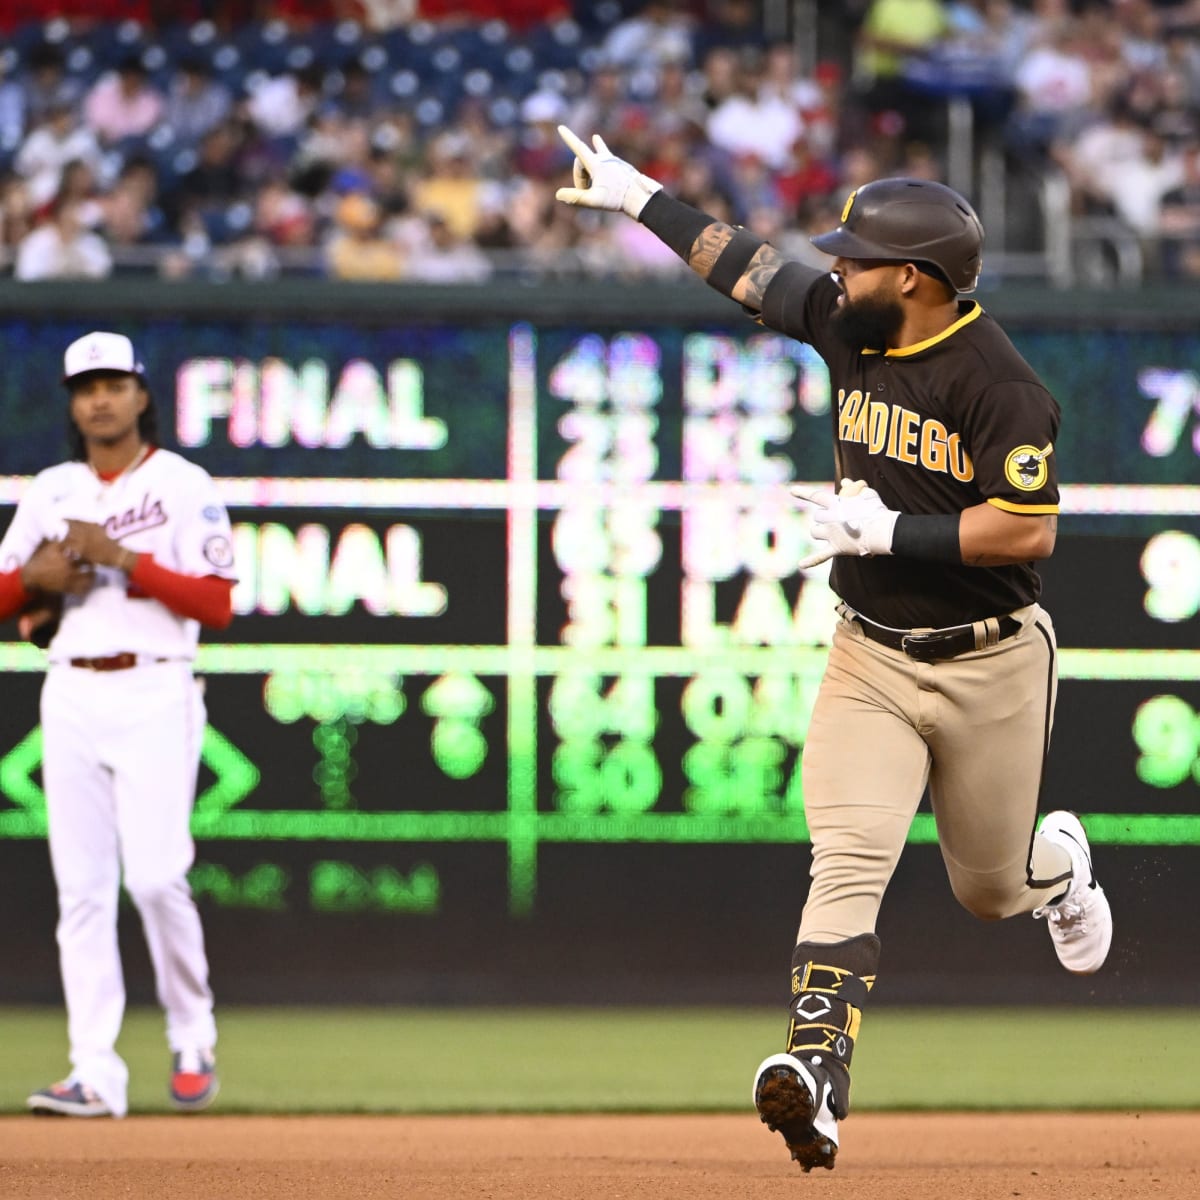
[1004,443,1053,491]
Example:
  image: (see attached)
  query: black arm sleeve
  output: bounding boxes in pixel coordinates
[638,191,768,301]
[707,228,767,295]
[638,191,716,260]
[891,513,964,564]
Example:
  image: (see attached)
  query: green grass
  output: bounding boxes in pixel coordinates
[2,1006,1197,1114]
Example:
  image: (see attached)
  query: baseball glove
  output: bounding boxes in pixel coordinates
[17,592,62,649]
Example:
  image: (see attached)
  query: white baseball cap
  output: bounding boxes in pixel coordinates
[62,331,146,383]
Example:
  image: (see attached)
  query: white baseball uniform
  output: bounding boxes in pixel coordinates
[0,447,235,1117]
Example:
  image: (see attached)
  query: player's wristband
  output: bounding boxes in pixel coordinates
[638,192,716,261]
[890,513,962,564]
[707,228,766,295]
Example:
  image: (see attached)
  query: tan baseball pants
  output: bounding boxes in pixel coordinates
[798,603,1073,943]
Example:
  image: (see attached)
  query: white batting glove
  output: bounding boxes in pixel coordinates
[792,478,900,569]
[555,125,663,219]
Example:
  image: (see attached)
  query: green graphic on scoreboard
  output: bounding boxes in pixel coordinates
[1,642,1199,917]
[0,724,261,839]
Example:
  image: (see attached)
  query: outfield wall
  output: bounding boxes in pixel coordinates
[0,280,1196,1006]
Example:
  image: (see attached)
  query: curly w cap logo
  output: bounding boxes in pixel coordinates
[841,189,858,223]
[1004,443,1053,491]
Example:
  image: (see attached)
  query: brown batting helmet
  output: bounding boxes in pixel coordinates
[811,178,985,294]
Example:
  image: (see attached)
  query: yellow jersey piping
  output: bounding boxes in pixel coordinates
[987,496,1059,515]
[861,302,983,357]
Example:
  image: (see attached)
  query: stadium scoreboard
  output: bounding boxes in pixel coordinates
[0,314,1197,921]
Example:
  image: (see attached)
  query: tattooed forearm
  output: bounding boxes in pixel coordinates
[689,224,737,277]
[735,245,788,309]
[685,223,787,310]
[691,226,788,309]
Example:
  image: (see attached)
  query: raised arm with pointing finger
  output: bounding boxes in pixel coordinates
[555,124,803,312]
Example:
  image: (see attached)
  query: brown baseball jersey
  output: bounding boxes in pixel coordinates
[759,265,1060,629]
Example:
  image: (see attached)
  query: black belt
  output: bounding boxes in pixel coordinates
[849,613,1022,663]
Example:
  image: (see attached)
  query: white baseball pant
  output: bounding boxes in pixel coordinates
[40,660,217,1117]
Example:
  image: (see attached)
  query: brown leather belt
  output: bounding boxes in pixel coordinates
[68,653,168,671]
[849,612,1022,663]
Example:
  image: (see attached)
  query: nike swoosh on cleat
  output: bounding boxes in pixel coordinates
[1060,829,1097,888]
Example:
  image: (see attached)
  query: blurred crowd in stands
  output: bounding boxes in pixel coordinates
[4,0,1200,283]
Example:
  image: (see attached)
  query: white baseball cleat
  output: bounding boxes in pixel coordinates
[1034,811,1113,975]
[752,1053,839,1171]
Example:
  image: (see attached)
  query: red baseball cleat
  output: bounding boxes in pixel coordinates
[169,1049,219,1112]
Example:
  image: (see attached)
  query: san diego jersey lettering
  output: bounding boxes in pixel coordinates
[761,267,1060,628]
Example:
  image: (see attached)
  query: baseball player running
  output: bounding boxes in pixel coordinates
[556,129,1112,1170]
[0,332,237,1117]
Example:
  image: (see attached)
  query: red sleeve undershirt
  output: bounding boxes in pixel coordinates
[1,560,233,628]
[128,555,235,628]
[0,569,31,622]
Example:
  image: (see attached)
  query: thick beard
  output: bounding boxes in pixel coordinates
[830,292,905,352]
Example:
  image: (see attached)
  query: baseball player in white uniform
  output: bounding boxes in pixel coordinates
[0,332,237,1117]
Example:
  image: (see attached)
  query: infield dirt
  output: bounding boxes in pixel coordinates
[1,1112,1196,1198]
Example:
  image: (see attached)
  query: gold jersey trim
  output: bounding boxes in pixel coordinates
[861,301,983,357]
[987,496,1059,515]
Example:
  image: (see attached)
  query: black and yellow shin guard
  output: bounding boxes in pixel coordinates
[785,933,881,1119]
